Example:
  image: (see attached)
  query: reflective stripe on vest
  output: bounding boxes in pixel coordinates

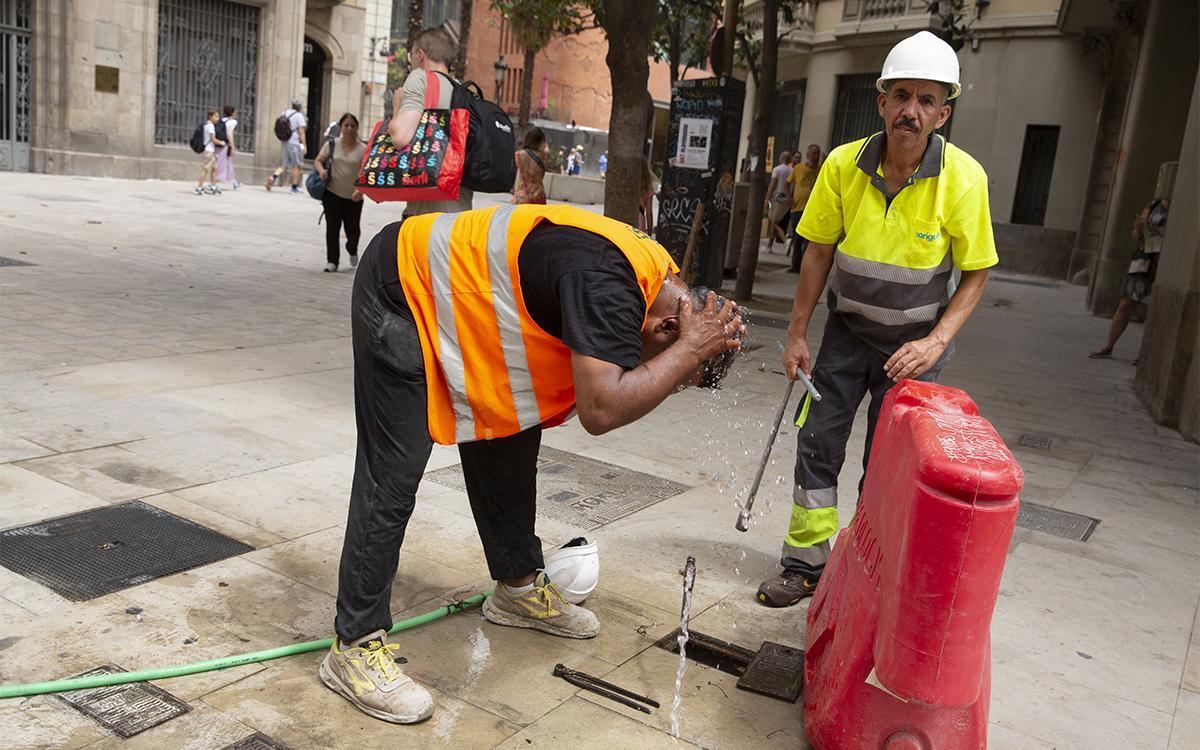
[398,205,678,445]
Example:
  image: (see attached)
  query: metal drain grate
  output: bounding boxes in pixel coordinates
[222,733,291,750]
[1018,432,1053,451]
[1016,502,1099,542]
[57,664,190,737]
[0,256,36,267]
[425,447,689,531]
[737,641,805,703]
[0,500,254,600]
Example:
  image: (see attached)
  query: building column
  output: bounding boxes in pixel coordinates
[1135,70,1200,442]
[1087,0,1199,313]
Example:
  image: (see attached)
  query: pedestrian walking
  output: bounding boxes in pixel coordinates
[214,105,241,190]
[319,204,743,725]
[266,99,307,194]
[556,146,567,174]
[314,113,367,273]
[1089,186,1172,359]
[785,144,821,272]
[513,127,549,205]
[195,109,225,196]
[388,27,473,217]
[757,31,998,608]
[765,151,793,252]
[598,150,608,177]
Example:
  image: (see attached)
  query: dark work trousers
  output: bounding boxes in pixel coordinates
[781,311,944,575]
[334,256,545,643]
[322,192,363,267]
[787,210,808,273]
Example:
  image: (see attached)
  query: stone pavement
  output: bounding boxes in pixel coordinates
[0,173,1196,749]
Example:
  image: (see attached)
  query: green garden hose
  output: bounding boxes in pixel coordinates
[0,592,490,699]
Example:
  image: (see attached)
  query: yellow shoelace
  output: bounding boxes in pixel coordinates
[529,581,569,617]
[362,642,403,681]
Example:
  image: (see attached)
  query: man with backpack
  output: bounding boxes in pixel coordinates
[192,109,225,196]
[388,28,473,217]
[266,98,307,194]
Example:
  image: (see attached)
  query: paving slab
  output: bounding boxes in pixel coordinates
[1,172,1197,748]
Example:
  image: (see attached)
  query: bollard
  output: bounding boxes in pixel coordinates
[804,380,1024,750]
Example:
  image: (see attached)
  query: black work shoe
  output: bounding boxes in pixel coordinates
[756,568,820,607]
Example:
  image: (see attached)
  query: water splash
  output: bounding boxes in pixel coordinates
[669,557,697,739]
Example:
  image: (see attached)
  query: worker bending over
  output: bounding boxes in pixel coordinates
[323,204,743,724]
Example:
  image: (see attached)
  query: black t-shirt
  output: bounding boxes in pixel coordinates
[365,218,647,370]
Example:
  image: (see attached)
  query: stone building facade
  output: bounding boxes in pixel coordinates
[22,0,389,182]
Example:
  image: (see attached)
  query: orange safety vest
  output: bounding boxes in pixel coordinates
[396,204,679,445]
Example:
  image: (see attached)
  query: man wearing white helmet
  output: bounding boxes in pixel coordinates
[758,31,998,607]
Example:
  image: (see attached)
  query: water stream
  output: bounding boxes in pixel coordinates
[669,556,697,739]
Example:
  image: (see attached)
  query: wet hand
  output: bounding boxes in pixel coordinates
[782,335,811,381]
[679,291,743,362]
[885,336,945,381]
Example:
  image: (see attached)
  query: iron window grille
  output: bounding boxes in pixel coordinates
[155,0,260,153]
[1011,124,1060,226]
[0,0,32,171]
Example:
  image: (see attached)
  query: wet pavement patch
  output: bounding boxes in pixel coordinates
[0,256,36,267]
[222,733,292,750]
[1016,501,1100,542]
[0,500,254,600]
[57,664,190,738]
[425,447,689,530]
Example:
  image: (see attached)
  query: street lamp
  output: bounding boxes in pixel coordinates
[493,54,508,104]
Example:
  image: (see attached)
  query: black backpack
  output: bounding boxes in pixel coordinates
[435,73,517,193]
[189,123,206,153]
[274,112,294,141]
[214,118,228,144]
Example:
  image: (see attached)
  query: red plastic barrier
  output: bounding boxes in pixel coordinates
[804,380,1024,750]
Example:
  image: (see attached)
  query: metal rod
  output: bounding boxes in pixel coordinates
[795,368,822,402]
[736,380,795,531]
[553,664,657,712]
[554,664,659,706]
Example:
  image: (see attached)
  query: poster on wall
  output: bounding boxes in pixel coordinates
[675,117,714,169]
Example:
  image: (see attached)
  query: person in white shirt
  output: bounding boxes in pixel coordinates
[214,105,241,190]
[267,98,308,194]
[195,109,226,196]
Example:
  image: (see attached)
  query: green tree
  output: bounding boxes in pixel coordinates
[490,1,595,127]
[454,0,475,80]
[734,0,809,301]
[590,0,659,224]
[651,0,720,84]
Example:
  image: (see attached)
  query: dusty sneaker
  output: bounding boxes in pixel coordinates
[482,572,600,639]
[318,630,433,724]
[756,568,819,608]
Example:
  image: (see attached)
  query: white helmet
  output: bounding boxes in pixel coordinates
[876,31,961,100]
[542,537,599,604]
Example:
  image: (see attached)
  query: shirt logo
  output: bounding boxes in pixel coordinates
[915,230,941,243]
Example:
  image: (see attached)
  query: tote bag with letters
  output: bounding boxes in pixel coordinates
[355,73,468,203]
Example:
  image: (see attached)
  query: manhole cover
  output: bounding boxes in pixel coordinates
[1017,432,1053,450]
[57,664,189,738]
[222,733,291,750]
[1016,502,1099,542]
[0,256,36,267]
[0,500,254,600]
[425,447,689,530]
[737,641,805,703]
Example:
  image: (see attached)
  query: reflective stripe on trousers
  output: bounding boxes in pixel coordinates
[782,484,837,567]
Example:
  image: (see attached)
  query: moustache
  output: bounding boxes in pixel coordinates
[893,117,920,132]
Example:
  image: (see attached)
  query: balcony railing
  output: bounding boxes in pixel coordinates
[844,0,927,21]
[743,1,818,34]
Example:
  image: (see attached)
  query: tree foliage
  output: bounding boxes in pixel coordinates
[650,0,720,83]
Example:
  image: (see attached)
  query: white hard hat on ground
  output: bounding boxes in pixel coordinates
[542,537,599,604]
[876,30,961,100]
